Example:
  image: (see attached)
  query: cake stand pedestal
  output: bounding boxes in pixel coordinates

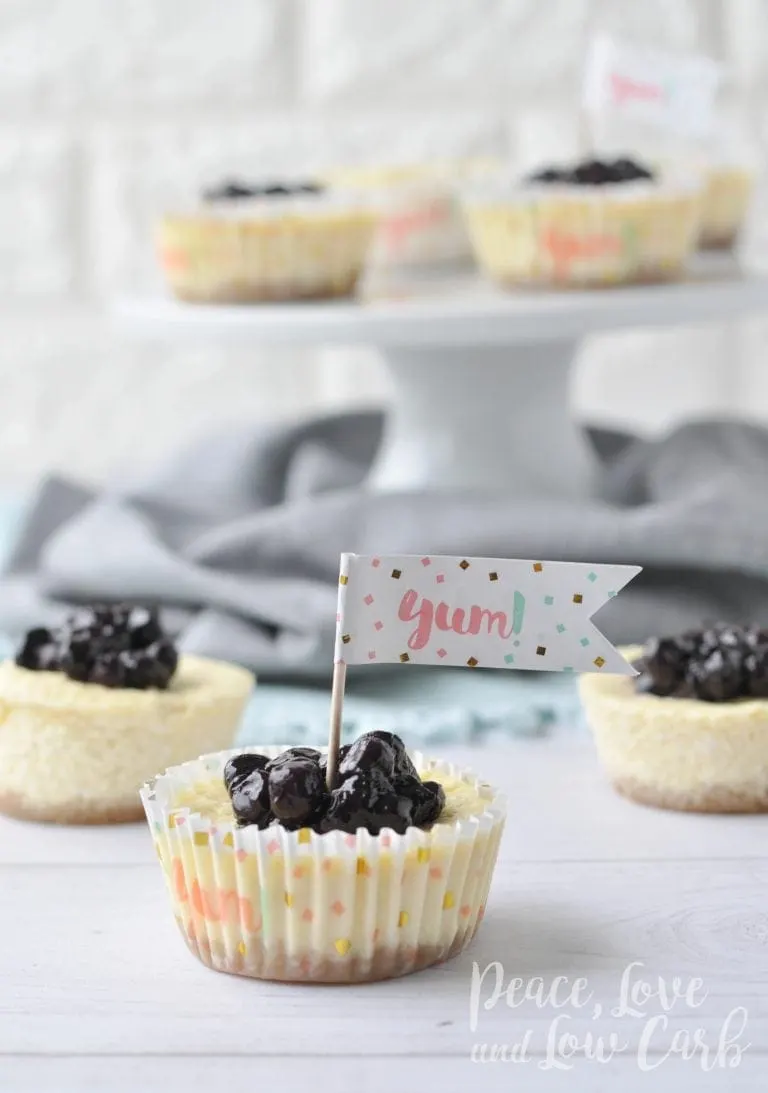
[115,256,768,498]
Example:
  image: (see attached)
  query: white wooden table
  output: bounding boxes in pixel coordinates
[2,728,766,1092]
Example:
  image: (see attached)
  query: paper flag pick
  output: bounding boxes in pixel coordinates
[582,33,721,139]
[333,553,641,677]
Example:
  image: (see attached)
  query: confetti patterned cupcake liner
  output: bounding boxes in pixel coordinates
[141,745,506,984]
[156,205,378,303]
[461,177,703,289]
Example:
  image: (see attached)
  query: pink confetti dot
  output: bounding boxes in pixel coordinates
[344,834,357,848]
[368,651,376,660]
[302,908,314,923]
[236,849,248,863]
[436,574,445,584]
[336,613,341,622]
[364,594,374,605]
[267,839,280,855]
[371,558,381,568]
[331,900,346,916]
[437,648,448,658]
[374,620,384,631]
[421,557,431,566]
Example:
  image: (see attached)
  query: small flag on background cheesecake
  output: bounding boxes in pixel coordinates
[333,553,640,676]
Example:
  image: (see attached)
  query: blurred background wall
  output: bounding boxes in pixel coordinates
[2,0,768,490]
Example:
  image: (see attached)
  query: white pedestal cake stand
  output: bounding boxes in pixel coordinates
[115,257,768,497]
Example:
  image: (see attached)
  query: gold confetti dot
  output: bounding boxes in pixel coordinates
[237,941,247,956]
[467,656,478,667]
[416,847,431,864]
[356,857,370,876]
[342,634,351,644]
[391,569,402,579]
[489,571,498,581]
[297,828,312,844]
[193,831,209,847]
[536,646,546,656]
[284,892,294,908]
[459,559,470,570]
[533,562,543,573]
[594,656,606,668]
[335,938,352,956]
[222,832,234,848]
[398,911,409,927]
[339,575,348,585]
[443,891,455,910]
[573,593,583,604]
[400,652,410,663]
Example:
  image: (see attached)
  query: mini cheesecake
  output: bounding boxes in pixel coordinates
[157,178,377,303]
[462,156,702,289]
[580,625,768,813]
[142,732,506,983]
[0,605,254,825]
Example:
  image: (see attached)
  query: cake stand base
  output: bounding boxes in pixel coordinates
[368,342,596,496]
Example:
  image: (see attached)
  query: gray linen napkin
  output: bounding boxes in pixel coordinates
[1,410,767,683]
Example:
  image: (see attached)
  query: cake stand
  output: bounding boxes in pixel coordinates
[115,257,768,497]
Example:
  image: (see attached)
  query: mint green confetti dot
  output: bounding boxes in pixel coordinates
[607,590,616,598]
[504,653,515,665]
[563,666,574,673]
[557,623,566,634]
[544,595,554,606]
[580,637,590,647]
[587,572,597,583]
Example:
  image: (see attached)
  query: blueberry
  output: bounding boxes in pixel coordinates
[231,769,272,828]
[316,768,412,835]
[687,647,744,702]
[127,606,163,648]
[224,753,269,793]
[269,761,327,825]
[636,636,692,697]
[745,644,768,698]
[15,627,55,670]
[366,730,418,780]
[267,747,321,770]
[89,654,127,689]
[339,733,396,779]
[396,775,446,826]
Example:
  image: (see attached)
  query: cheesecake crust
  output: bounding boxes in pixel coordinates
[612,776,768,815]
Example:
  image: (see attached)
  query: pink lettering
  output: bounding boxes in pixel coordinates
[611,72,663,106]
[398,591,523,650]
[399,588,434,650]
[469,607,513,639]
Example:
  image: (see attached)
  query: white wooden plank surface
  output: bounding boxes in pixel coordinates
[2,1055,766,1093]
[1,732,766,1092]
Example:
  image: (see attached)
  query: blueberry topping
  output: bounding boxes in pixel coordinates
[203,179,325,202]
[231,769,273,829]
[269,761,327,825]
[14,604,178,690]
[634,623,768,703]
[339,732,396,779]
[224,753,269,794]
[317,768,413,836]
[527,156,655,187]
[222,732,446,835]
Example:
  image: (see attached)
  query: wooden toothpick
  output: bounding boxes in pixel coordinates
[325,659,347,791]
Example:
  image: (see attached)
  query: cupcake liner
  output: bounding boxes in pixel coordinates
[141,745,506,983]
[156,190,378,303]
[461,169,703,288]
[322,160,499,270]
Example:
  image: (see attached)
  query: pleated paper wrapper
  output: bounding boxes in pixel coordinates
[461,174,704,288]
[141,745,506,984]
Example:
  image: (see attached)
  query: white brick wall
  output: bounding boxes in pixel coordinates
[0,0,767,488]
